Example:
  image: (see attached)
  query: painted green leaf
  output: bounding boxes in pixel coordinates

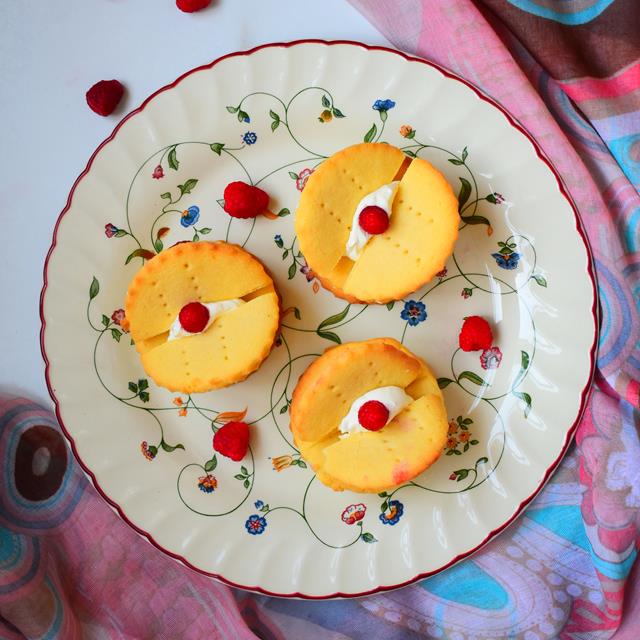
[204,456,217,472]
[271,119,280,132]
[282,250,289,260]
[405,129,416,139]
[240,466,248,475]
[445,449,454,456]
[453,449,462,455]
[321,95,330,108]
[278,208,291,217]
[404,149,417,158]
[470,439,479,445]
[179,178,198,196]
[153,238,163,253]
[193,233,200,242]
[317,304,350,330]
[226,105,238,113]
[477,456,489,465]
[269,109,280,121]
[462,146,468,162]
[499,246,513,255]
[288,262,297,279]
[160,441,184,452]
[125,248,156,265]
[361,532,377,543]
[514,391,532,417]
[386,301,395,310]
[274,236,284,248]
[463,443,469,452]
[138,391,150,403]
[293,307,301,320]
[449,158,464,165]
[89,276,99,300]
[167,146,179,170]
[288,171,299,180]
[332,107,345,118]
[101,314,110,327]
[216,198,225,209]
[378,492,388,498]
[128,381,138,393]
[147,445,158,456]
[455,469,469,481]
[200,227,212,235]
[234,474,245,481]
[243,479,250,489]
[297,460,307,469]
[210,142,224,155]
[111,328,122,342]
[458,370,489,386]
[364,123,377,143]
[533,273,547,287]
[237,110,250,123]
[279,404,288,414]
[317,330,341,344]
[380,500,389,512]
[521,351,530,372]
[160,192,172,200]
[379,110,388,122]
[458,177,471,211]
[437,377,453,389]
[463,418,473,425]
[114,229,128,237]
[486,193,498,204]
[461,215,491,227]
[138,379,148,390]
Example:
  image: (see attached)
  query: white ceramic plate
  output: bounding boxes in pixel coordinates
[41,40,597,598]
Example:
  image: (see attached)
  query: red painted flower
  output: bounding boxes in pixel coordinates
[341,503,367,525]
[197,474,217,493]
[111,308,126,326]
[105,223,118,238]
[296,168,314,191]
[152,165,164,179]
[140,441,156,461]
[480,346,503,370]
[435,267,448,279]
[449,473,457,481]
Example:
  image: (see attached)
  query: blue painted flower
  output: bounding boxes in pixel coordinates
[373,99,396,111]
[242,131,257,145]
[243,114,250,123]
[254,500,264,509]
[379,500,404,526]
[491,251,520,270]
[400,300,427,326]
[274,234,283,248]
[245,514,267,535]
[180,205,200,228]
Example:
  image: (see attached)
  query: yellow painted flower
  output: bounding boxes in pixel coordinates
[458,431,471,443]
[272,454,294,472]
[318,109,333,123]
[445,437,458,450]
[447,420,458,435]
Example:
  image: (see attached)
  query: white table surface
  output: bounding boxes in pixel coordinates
[0,0,389,407]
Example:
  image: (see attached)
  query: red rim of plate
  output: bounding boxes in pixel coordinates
[39,39,599,599]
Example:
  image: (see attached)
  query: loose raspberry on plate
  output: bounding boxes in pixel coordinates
[179,302,210,334]
[358,400,390,431]
[86,80,124,116]
[223,181,270,219]
[176,0,211,12]
[459,315,493,352]
[358,205,389,234]
[213,421,250,461]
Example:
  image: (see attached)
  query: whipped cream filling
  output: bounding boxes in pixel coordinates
[168,299,244,341]
[345,181,399,261]
[338,385,413,439]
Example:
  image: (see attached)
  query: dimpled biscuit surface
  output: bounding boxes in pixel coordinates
[124,241,279,394]
[290,338,448,493]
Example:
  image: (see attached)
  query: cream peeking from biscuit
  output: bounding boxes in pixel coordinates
[290,338,448,493]
[124,241,280,394]
[295,142,459,304]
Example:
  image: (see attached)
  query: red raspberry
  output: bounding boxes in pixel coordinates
[86,80,124,116]
[179,302,210,333]
[458,316,493,352]
[213,421,250,461]
[176,0,211,12]
[358,400,390,431]
[223,181,270,219]
[358,206,389,234]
